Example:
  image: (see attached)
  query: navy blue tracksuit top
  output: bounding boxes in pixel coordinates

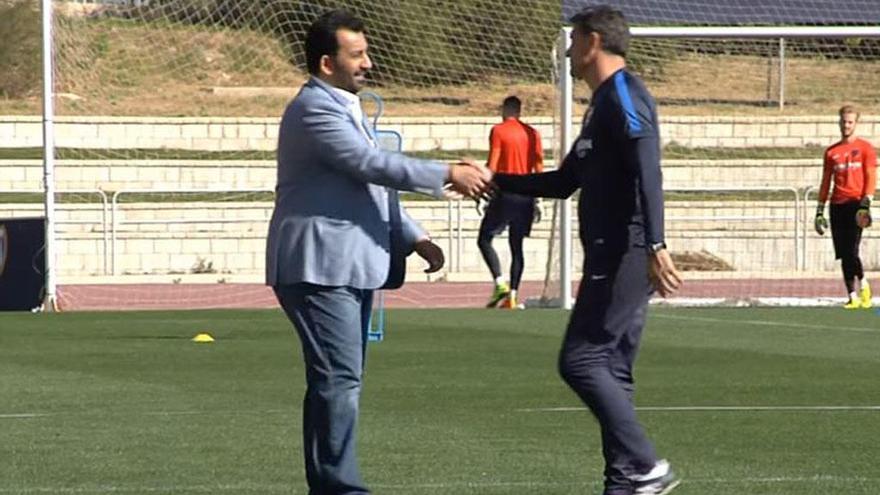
[494,68,665,264]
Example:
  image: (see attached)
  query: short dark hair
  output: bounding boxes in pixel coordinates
[502,96,522,114]
[570,5,629,57]
[305,9,366,75]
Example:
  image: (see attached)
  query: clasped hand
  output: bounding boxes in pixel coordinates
[445,158,495,200]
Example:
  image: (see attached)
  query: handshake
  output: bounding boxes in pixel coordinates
[445,158,495,200]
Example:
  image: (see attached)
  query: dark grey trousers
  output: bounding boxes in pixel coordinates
[558,248,658,493]
[274,283,374,495]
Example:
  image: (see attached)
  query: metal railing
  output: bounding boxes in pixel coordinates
[666,187,802,270]
[110,188,273,275]
[2,186,814,277]
[802,186,818,271]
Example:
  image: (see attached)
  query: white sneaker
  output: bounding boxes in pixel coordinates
[632,460,681,495]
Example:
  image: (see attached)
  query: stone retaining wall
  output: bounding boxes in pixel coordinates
[1,200,874,281]
[0,158,827,193]
[2,115,878,152]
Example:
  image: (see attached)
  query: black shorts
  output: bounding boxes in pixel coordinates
[479,192,535,238]
[830,201,863,260]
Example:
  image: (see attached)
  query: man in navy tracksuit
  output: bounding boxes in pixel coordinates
[493,6,683,495]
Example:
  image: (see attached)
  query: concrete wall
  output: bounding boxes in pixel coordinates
[1,200,874,281]
[0,158,827,193]
[0,159,277,192]
[3,113,878,283]
[2,115,879,152]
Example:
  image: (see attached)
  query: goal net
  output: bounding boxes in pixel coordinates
[3,0,880,309]
[536,1,880,307]
[3,0,565,309]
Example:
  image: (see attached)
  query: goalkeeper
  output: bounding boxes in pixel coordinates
[477,96,544,309]
[815,104,877,309]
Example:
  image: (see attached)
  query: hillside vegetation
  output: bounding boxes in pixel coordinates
[0,1,877,117]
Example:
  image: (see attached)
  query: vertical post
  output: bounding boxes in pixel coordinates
[558,28,574,309]
[456,198,463,272]
[765,40,774,105]
[446,200,454,273]
[792,188,800,271]
[41,0,57,312]
[778,37,785,111]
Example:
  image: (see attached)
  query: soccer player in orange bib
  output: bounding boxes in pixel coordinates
[815,104,877,309]
[478,96,544,309]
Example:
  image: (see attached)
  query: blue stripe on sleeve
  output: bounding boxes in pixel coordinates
[613,71,642,135]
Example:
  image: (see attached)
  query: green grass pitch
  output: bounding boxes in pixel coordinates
[1,307,878,494]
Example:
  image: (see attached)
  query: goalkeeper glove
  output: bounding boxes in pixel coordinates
[814,204,828,236]
[856,196,872,229]
[533,198,543,224]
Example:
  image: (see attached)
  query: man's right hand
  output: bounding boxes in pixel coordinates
[447,160,492,199]
[648,248,683,298]
[814,204,828,235]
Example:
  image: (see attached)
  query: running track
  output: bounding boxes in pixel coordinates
[57,278,851,311]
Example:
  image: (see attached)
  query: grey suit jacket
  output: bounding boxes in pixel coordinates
[266,77,448,289]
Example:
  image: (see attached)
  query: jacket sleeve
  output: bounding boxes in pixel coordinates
[299,99,448,197]
[818,150,833,204]
[863,142,877,199]
[616,80,665,247]
[532,127,545,173]
[486,127,502,172]
[399,204,427,252]
[627,133,665,245]
[494,149,580,199]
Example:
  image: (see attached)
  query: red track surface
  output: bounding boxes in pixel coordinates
[57,278,849,311]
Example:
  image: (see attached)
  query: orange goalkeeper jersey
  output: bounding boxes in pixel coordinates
[486,117,544,175]
[819,138,877,204]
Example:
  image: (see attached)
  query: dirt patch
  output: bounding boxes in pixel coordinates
[674,250,735,271]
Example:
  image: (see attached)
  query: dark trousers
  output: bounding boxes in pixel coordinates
[274,283,374,495]
[830,201,865,293]
[559,248,657,492]
[477,192,534,290]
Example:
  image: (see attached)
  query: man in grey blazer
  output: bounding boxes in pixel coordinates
[266,9,491,495]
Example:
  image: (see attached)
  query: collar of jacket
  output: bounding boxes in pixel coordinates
[307,76,356,108]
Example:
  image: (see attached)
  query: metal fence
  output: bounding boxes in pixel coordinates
[2,185,854,278]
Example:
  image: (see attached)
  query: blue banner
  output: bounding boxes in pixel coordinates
[0,218,45,311]
[562,1,880,24]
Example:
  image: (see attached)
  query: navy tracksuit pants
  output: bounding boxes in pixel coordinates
[559,246,659,492]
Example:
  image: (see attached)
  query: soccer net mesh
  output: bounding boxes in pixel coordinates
[536,28,880,308]
[3,0,879,308]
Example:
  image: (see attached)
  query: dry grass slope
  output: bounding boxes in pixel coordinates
[1,15,878,117]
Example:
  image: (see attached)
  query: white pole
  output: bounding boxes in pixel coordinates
[778,38,785,111]
[631,25,880,38]
[558,27,574,310]
[41,0,58,312]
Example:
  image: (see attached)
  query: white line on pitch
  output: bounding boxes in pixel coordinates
[7,475,875,493]
[0,409,292,420]
[518,405,880,412]
[0,413,52,419]
[691,475,878,483]
[652,313,878,333]
[0,484,291,493]
[376,475,878,488]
